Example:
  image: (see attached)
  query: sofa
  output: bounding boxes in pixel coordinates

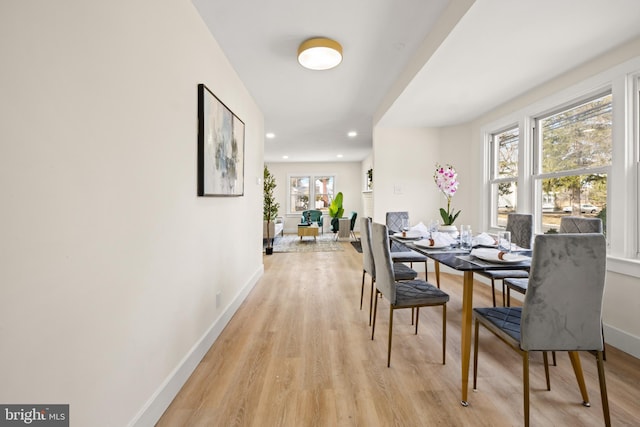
[263,217,284,243]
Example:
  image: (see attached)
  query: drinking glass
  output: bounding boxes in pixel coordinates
[460,225,472,251]
[498,230,511,253]
[428,219,439,238]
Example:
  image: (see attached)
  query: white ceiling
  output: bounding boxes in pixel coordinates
[192,0,640,163]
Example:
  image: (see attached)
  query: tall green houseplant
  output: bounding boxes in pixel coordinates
[328,192,344,233]
[263,166,280,253]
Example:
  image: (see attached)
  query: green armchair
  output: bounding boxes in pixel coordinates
[301,209,324,234]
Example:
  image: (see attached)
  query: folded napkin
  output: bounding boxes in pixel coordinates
[422,232,456,246]
[473,232,498,247]
[410,221,429,237]
[470,248,523,262]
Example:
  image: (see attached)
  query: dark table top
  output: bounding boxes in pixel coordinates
[391,236,532,272]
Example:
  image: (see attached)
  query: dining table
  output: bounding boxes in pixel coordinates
[391,235,532,406]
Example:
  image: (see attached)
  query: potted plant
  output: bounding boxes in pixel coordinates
[328,192,344,233]
[433,163,461,233]
[263,166,280,255]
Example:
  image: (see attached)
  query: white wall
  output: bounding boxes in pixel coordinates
[372,127,476,227]
[265,161,362,233]
[0,1,264,426]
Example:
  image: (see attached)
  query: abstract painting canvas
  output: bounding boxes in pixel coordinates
[197,83,245,196]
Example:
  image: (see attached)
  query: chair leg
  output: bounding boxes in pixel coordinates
[387,306,394,367]
[602,323,607,361]
[490,278,497,307]
[360,271,366,310]
[552,351,557,366]
[543,352,551,390]
[596,351,611,427]
[501,280,506,306]
[368,278,375,326]
[523,351,530,427]
[507,287,511,307]
[473,319,479,389]
[435,261,440,288]
[568,351,591,407]
[414,307,420,335]
[411,307,414,325]
[371,289,379,340]
[442,304,447,365]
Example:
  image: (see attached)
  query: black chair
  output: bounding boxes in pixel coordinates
[349,211,358,241]
[370,222,449,367]
[473,233,610,427]
[477,213,533,306]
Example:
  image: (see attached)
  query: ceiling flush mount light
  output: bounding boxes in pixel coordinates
[347,131,357,137]
[297,37,343,70]
[265,132,275,139]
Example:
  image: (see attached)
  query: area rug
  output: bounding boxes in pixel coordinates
[272,233,344,253]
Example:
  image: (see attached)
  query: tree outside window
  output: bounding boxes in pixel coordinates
[536,93,611,233]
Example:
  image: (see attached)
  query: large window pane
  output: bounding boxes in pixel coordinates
[314,176,334,210]
[490,126,519,228]
[289,176,309,213]
[540,174,607,233]
[496,128,519,178]
[493,182,517,228]
[540,94,612,173]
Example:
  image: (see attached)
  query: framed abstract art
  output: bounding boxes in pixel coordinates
[197,83,245,196]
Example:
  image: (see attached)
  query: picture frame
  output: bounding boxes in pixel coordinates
[197,83,245,196]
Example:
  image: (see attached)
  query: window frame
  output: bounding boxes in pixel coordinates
[532,90,613,235]
[286,173,337,215]
[481,55,640,271]
[488,124,520,229]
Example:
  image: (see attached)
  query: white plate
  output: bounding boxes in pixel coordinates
[415,239,449,249]
[473,253,530,264]
[393,231,422,240]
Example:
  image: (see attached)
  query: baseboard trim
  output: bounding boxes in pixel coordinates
[128,264,264,427]
[603,323,640,359]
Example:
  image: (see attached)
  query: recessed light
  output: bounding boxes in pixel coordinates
[337,154,343,158]
[282,155,289,159]
[348,131,357,137]
[266,132,275,139]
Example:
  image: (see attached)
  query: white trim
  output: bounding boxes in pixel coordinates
[128,265,264,427]
[603,322,640,359]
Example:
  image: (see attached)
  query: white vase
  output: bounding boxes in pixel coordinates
[439,224,458,237]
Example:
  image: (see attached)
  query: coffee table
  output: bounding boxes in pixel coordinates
[297,223,319,240]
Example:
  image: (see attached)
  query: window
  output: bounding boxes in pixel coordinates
[534,93,612,233]
[288,174,335,214]
[489,126,519,228]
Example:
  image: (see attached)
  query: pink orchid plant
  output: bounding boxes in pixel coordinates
[434,164,461,225]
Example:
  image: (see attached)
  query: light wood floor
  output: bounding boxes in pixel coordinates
[158,240,640,426]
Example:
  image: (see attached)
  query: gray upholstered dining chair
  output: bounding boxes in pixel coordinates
[472,233,610,427]
[370,222,449,367]
[505,216,604,305]
[385,211,430,282]
[385,211,409,234]
[477,213,533,306]
[560,215,603,233]
[360,217,418,325]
